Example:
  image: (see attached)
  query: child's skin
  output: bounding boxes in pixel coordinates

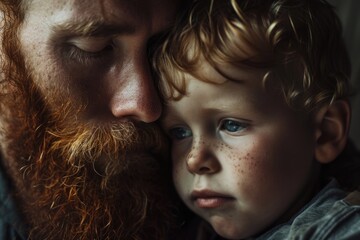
[161,60,348,239]
[155,1,353,238]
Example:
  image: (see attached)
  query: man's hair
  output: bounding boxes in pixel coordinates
[0,0,28,98]
[153,0,351,112]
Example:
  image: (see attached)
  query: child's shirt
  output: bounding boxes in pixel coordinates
[178,179,360,240]
[257,179,360,239]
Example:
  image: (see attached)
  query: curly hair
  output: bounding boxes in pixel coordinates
[153,0,350,112]
[0,0,29,111]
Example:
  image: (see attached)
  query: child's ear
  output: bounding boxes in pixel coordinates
[314,100,351,164]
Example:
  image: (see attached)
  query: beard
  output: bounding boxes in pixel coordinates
[0,16,175,240]
[25,114,174,240]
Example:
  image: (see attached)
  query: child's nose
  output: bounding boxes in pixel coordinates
[186,142,221,175]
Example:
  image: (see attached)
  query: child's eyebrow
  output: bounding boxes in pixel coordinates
[203,66,254,84]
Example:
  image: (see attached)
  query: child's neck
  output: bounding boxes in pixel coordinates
[267,167,323,232]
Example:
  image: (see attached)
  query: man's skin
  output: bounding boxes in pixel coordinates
[0,0,184,239]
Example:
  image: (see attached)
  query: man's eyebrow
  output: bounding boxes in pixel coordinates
[52,19,134,37]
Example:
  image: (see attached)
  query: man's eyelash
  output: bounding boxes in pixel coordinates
[64,45,113,64]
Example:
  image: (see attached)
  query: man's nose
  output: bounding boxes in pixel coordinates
[186,141,221,175]
[109,53,162,123]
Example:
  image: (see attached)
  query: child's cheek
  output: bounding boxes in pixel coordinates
[221,138,276,202]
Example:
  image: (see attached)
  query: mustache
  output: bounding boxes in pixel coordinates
[47,121,165,160]
[37,119,168,177]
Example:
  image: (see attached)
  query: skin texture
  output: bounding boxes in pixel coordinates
[0,0,182,239]
[19,0,178,123]
[161,62,322,239]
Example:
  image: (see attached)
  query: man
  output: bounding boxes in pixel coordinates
[0,0,184,239]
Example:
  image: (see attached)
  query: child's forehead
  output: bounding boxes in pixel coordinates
[191,59,268,86]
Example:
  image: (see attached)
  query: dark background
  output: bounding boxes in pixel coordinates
[328,0,360,150]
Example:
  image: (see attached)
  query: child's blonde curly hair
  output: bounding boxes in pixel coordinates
[153,0,350,112]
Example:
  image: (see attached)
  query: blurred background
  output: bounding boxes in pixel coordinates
[328,0,360,150]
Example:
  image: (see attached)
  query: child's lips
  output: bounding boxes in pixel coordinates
[191,189,235,209]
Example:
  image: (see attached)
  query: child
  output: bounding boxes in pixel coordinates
[153,0,360,239]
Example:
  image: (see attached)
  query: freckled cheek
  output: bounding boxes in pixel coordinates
[239,139,304,201]
[219,139,262,175]
[219,141,274,197]
[232,152,263,185]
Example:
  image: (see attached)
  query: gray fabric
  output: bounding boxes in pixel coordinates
[177,180,360,240]
[257,180,360,240]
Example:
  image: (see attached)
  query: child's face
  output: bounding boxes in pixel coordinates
[161,63,321,239]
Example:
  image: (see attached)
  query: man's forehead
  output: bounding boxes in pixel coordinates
[27,0,129,21]
[26,0,180,18]
[25,0,181,36]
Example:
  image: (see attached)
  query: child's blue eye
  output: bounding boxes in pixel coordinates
[220,119,248,133]
[169,127,192,140]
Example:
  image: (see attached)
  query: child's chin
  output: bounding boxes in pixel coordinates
[213,223,251,240]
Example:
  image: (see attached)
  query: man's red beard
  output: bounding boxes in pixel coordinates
[0,7,176,240]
